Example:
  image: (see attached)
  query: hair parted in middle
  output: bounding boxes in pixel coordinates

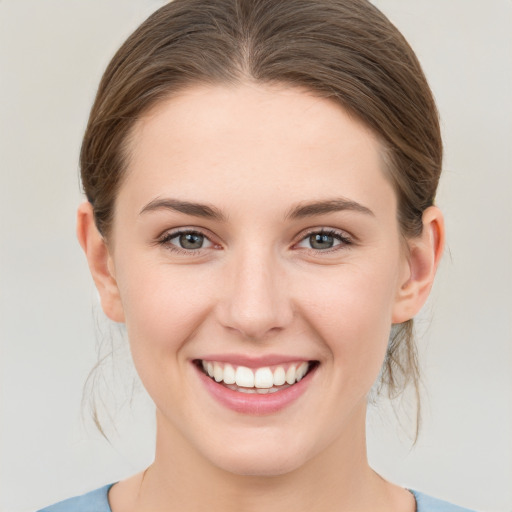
[80,0,442,429]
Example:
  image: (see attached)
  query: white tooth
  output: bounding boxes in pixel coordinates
[254,367,273,388]
[296,362,308,382]
[235,366,255,388]
[257,388,270,394]
[285,365,297,385]
[213,363,223,382]
[223,364,236,384]
[202,360,208,372]
[273,366,286,386]
[244,387,259,394]
[207,362,214,378]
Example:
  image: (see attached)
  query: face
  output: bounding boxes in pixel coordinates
[106,84,411,476]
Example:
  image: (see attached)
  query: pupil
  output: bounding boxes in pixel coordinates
[180,233,203,249]
[310,233,334,250]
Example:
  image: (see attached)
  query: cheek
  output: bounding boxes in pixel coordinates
[114,261,215,383]
[295,259,400,378]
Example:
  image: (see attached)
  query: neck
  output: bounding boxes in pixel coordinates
[119,405,398,512]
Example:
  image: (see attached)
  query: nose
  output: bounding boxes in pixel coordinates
[216,245,294,341]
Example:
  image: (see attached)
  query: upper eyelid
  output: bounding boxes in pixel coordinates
[166,231,212,243]
[295,227,353,242]
[158,226,216,242]
[155,226,353,248]
[157,229,217,254]
[292,228,354,253]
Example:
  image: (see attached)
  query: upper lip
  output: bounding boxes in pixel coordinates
[194,354,315,368]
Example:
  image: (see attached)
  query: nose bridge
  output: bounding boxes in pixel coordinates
[219,241,292,339]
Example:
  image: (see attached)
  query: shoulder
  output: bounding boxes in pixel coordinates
[410,490,478,512]
[35,484,114,512]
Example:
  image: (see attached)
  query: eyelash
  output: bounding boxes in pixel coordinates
[295,228,353,253]
[156,229,217,256]
[156,228,353,255]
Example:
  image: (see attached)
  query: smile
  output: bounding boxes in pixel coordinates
[194,358,318,414]
[198,360,314,394]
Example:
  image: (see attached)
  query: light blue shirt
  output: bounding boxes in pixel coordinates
[36,483,477,511]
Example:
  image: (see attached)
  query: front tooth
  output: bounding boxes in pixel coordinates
[223,364,236,384]
[235,366,255,388]
[285,365,297,385]
[207,362,214,378]
[213,363,223,382]
[296,362,308,381]
[254,367,273,388]
[273,366,286,386]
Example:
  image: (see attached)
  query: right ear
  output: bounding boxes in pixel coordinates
[76,202,125,323]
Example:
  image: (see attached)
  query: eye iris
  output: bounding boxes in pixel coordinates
[179,233,204,249]
[310,233,334,250]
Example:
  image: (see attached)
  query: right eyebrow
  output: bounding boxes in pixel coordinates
[285,197,374,220]
[139,197,227,222]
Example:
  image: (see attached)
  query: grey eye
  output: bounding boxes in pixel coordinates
[160,230,215,252]
[179,232,205,249]
[308,233,335,250]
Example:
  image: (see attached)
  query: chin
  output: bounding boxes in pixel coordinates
[213,449,308,477]
[200,431,313,477]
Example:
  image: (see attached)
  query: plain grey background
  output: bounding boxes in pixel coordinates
[1,1,511,511]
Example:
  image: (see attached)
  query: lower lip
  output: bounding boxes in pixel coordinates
[195,364,316,415]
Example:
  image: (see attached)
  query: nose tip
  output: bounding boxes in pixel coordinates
[217,253,293,341]
[226,306,285,340]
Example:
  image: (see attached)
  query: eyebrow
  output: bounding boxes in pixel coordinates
[139,196,373,222]
[285,198,374,219]
[139,198,226,221]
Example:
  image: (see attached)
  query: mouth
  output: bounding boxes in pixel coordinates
[194,359,319,394]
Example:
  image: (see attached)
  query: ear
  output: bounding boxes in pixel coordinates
[76,202,125,323]
[392,206,445,323]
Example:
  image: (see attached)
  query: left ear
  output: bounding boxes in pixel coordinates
[392,206,445,323]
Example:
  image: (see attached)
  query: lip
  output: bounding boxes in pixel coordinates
[197,353,311,368]
[193,359,318,415]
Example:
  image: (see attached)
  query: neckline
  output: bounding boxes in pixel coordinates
[104,483,419,512]
[104,483,115,512]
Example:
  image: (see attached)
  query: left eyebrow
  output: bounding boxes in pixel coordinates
[285,198,374,219]
[139,197,227,221]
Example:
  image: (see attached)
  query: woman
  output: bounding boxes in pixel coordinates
[37,0,475,510]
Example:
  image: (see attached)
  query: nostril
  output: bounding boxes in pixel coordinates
[215,261,294,340]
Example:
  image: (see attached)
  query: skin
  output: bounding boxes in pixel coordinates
[78,83,444,512]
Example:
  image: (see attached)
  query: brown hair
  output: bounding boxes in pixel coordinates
[81,0,442,422]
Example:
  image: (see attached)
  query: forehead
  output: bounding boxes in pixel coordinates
[120,83,396,218]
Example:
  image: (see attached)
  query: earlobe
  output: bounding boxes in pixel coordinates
[76,202,125,323]
[392,206,445,323]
